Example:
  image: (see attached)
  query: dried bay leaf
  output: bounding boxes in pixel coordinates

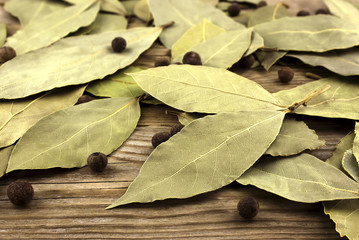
[171,19,226,61]
[254,15,359,52]
[4,0,68,26]
[287,49,359,76]
[327,132,355,172]
[237,153,359,202]
[265,118,325,156]
[107,110,285,208]
[0,23,5,47]
[243,32,264,57]
[86,66,145,98]
[247,3,291,27]
[0,27,162,99]
[198,0,219,6]
[6,1,100,55]
[0,146,13,178]
[130,65,284,114]
[7,97,140,172]
[172,29,252,69]
[324,0,359,26]
[324,199,359,240]
[0,86,85,148]
[255,51,287,71]
[148,0,243,48]
[342,150,359,182]
[273,77,359,120]
[353,122,359,163]
[64,0,127,15]
[134,0,152,22]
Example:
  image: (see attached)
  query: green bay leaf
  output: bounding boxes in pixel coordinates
[254,15,359,52]
[324,0,359,26]
[0,146,13,178]
[342,150,359,182]
[7,97,140,172]
[107,110,285,208]
[0,86,85,148]
[273,77,359,120]
[265,118,325,156]
[171,18,226,61]
[327,132,354,171]
[6,1,100,55]
[237,153,359,202]
[0,27,162,99]
[86,66,145,98]
[173,29,252,68]
[148,0,243,48]
[130,65,283,113]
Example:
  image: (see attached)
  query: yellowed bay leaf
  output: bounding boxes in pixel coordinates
[237,153,359,202]
[7,97,140,172]
[6,1,100,55]
[107,110,285,208]
[130,65,283,113]
[134,0,152,22]
[0,27,162,99]
[0,86,85,148]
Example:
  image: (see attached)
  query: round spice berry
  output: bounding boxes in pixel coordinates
[0,46,16,64]
[297,10,310,16]
[111,37,127,53]
[237,55,255,68]
[278,66,294,83]
[170,124,184,136]
[257,1,267,8]
[87,152,108,172]
[227,3,241,17]
[237,196,259,219]
[152,132,171,148]
[75,95,94,105]
[7,180,34,206]
[154,56,170,67]
[315,8,330,15]
[183,51,202,65]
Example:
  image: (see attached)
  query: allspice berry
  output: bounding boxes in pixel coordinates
[170,124,184,136]
[152,132,171,148]
[278,67,294,83]
[183,51,202,65]
[297,10,310,16]
[227,3,241,17]
[75,95,94,105]
[111,37,127,52]
[154,56,170,67]
[237,55,255,68]
[0,46,16,64]
[257,1,267,8]
[315,8,330,15]
[87,152,108,172]
[7,180,34,206]
[237,196,259,219]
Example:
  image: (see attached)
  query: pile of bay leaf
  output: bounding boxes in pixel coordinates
[1,0,359,239]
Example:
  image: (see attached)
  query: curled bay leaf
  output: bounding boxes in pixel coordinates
[173,29,252,69]
[0,146,13,178]
[130,65,283,114]
[265,118,325,156]
[273,77,359,120]
[107,110,285,208]
[0,27,162,99]
[171,18,225,61]
[324,199,359,240]
[354,123,359,163]
[0,86,85,148]
[254,15,359,52]
[86,66,145,98]
[327,132,354,171]
[287,48,359,76]
[6,1,100,55]
[247,3,291,27]
[6,97,140,172]
[324,0,359,26]
[148,0,243,48]
[237,153,359,202]
[342,150,359,182]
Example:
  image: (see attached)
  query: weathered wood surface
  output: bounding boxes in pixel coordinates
[0,0,357,239]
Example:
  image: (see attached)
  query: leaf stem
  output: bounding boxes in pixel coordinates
[159,21,175,29]
[305,72,322,80]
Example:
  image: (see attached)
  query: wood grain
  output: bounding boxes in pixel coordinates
[0,0,357,239]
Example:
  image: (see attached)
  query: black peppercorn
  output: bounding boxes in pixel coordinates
[315,8,330,15]
[257,1,267,8]
[87,152,108,172]
[237,55,255,68]
[297,10,310,16]
[170,124,184,136]
[154,56,171,67]
[0,46,16,64]
[111,37,127,53]
[227,3,241,17]
[278,67,294,83]
[237,196,259,219]
[152,132,171,148]
[7,180,34,206]
[75,95,94,105]
[182,51,202,65]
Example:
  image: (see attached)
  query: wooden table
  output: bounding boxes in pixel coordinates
[0,0,356,239]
